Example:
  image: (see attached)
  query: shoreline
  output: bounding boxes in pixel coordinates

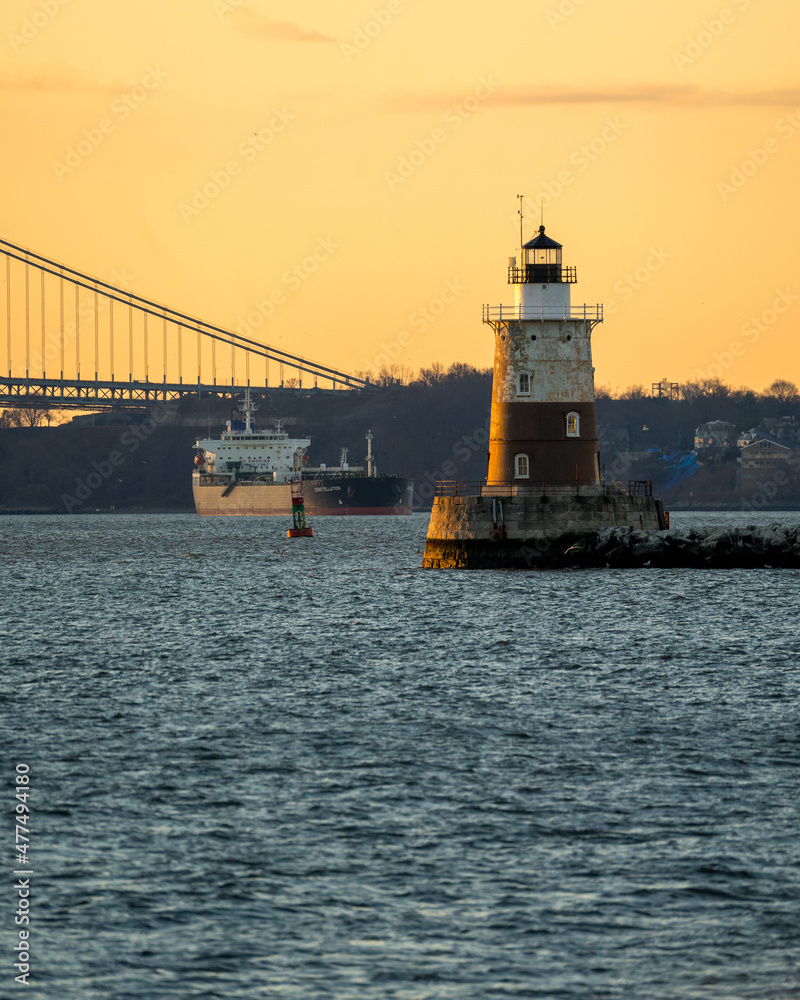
[3,505,800,517]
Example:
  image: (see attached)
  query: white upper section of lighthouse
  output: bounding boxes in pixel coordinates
[483,225,603,324]
[482,224,603,405]
[516,273,571,312]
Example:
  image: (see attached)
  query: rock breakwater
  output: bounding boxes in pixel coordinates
[559,524,800,569]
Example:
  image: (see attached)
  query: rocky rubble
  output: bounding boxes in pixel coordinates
[557,524,800,569]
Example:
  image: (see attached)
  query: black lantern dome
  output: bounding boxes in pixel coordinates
[509,226,576,284]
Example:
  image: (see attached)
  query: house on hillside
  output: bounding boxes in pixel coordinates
[694,420,737,450]
[738,428,760,448]
[762,415,800,443]
[740,435,800,492]
[739,418,799,449]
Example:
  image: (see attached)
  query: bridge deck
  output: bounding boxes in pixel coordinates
[0,375,363,409]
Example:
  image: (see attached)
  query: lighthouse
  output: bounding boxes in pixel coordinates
[486,224,602,487]
[422,215,666,569]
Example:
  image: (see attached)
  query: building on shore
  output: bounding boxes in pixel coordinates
[740,434,800,495]
[694,420,737,451]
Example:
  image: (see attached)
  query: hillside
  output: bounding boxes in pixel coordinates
[2,374,799,512]
[0,375,494,513]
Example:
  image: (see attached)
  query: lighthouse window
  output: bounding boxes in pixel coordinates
[514,454,530,479]
[517,372,531,396]
[566,412,580,437]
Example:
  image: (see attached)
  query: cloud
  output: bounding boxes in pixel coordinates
[387,84,800,112]
[230,8,336,44]
[497,84,800,108]
[0,67,122,94]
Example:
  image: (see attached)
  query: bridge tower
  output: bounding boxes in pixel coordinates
[485,225,601,487]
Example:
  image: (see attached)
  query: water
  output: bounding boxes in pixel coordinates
[3,511,800,999]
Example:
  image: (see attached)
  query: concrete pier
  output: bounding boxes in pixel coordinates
[422,486,666,569]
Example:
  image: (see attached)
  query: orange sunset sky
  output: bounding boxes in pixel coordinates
[1,0,798,394]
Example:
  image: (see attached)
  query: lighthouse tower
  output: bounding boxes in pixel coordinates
[422,215,666,569]
[485,225,602,487]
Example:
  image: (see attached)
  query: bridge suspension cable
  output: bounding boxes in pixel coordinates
[0,236,368,399]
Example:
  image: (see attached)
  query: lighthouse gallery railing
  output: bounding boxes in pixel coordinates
[482,303,603,323]
[434,480,653,499]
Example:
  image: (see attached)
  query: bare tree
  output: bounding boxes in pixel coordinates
[619,384,648,400]
[0,407,56,427]
[0,409,21,428]
[353,365,413,386]
[762,379,800,405]
[375,363,410,387]
[681,378,731,400]
[417,362,446,387]
[445,362,478,381]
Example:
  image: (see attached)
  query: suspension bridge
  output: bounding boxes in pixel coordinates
[0,236,369,410]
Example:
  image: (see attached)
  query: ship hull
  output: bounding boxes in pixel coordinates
[193,474,414,516]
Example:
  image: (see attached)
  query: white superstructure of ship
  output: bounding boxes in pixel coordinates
[194,391,312,482]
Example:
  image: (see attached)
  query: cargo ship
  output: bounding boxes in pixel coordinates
[192,391,413,515]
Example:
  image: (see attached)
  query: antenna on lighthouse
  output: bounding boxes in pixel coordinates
[517,194,524,254]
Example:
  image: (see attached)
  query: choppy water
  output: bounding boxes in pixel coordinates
[3,511,800,999]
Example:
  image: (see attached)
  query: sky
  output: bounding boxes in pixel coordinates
[1,0,798,394]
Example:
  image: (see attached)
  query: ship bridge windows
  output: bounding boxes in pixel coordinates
[517,371,531,396]
[514,454,530,479]
[566,411,580,437]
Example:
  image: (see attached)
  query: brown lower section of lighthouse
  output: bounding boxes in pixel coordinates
[487,401,599,484]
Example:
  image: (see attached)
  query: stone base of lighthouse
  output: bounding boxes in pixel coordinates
[422,487,667,569]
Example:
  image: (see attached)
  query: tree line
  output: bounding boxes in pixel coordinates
[607,377,799,407]
[1,366,799,512]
